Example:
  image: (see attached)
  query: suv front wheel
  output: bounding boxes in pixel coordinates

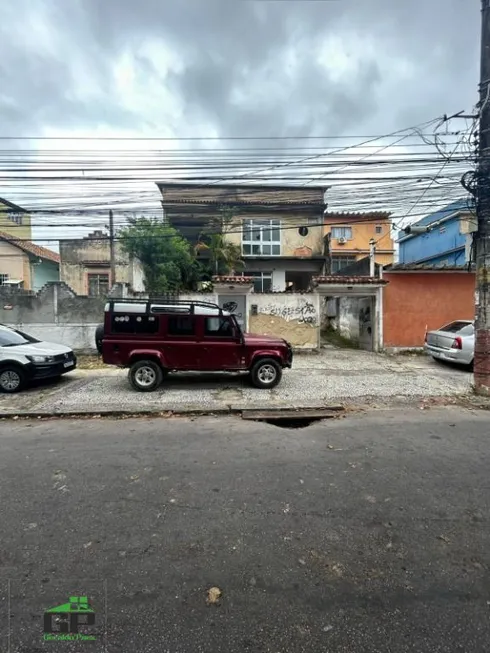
[128,360,163,392]
[250,358,282,389]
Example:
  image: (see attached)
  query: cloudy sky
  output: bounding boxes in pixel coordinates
[0,0,481,243]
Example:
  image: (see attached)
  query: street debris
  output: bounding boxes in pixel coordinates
[206,587,222,605]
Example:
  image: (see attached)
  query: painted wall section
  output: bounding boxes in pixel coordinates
[0,240,29,286]
[399,216,468,265]
[248,293,320,349]
[225,214,324,257]
[324,215,394,264]
[383,271,476,347]
[0,201,32,240]
[31,259,60,290]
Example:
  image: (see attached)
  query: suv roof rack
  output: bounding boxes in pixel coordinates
[105,297,226,315]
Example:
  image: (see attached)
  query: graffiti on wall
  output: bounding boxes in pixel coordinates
[220,296,245,327]
[258,300,317,325]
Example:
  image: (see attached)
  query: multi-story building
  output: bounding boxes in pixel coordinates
[397,199,476,267]
[324,211,394,273]
[157,182,328,291]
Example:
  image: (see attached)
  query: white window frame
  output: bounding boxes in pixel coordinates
[251,272,272,293]
[0,273,9,285]
[331,226,353,240]
[242,219,281,256]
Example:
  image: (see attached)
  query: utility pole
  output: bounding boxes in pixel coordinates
[475,0,490,395]
[369,238,376,277]
[109,209,116,289]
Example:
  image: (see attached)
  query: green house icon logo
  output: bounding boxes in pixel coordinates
[44,596,96,639]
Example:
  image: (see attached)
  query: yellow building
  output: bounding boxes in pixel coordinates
[0,197,32,241]
[324,211,394,273]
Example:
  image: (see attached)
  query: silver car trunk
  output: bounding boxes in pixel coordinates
[426,330,459,350]
[427,321,474,350]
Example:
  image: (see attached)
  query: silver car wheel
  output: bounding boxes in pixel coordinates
[257,364,277,384]
[0,370,21,391]
[134,365,157,388]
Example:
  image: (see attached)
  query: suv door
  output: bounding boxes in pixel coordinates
[163,314,201,370]
[199,316,244,371]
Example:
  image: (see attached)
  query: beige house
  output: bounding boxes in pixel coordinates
[157,183,328,291]
[0,232,60,290]
[59,230,145,296]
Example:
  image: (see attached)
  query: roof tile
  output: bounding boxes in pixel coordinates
[0,232,60,264]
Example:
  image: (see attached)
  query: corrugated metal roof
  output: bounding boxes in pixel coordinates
[407,199,473,229]
[324,211,392,220]
[384,263,474,272]
[313,275,388,285]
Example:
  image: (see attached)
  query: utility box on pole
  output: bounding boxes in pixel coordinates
[475,0,490,394]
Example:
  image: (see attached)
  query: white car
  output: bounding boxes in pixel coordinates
[0,324,77,393]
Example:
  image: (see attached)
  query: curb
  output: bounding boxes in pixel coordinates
[0,404,346,420]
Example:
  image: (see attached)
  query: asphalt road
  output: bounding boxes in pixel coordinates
[0,409,489,653]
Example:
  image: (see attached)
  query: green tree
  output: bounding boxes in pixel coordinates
[119,217,200,294]
[196,207,244,276]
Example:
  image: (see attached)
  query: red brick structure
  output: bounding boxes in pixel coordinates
[382,266,476,348]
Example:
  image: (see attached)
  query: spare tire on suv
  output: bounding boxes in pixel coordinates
[95,324,104,354]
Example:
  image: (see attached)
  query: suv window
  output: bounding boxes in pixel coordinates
[112,314,159,334]
[167,316,195,336]
[204,317,235,337]
[441,321,474,335]
[0,327,39,347]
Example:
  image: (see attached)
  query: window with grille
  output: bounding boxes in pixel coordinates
[331,256,356,273]
[88,273,109,296]
[375,225,383,234]
[331,226,352,240]
[0,274,8,285]
[242,220,281,256]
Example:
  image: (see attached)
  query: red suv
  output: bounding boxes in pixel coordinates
[100,299,293,392]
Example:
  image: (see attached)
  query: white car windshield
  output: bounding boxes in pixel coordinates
[0,327,40,347]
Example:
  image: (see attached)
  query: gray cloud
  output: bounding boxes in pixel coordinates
[0,0,480,139]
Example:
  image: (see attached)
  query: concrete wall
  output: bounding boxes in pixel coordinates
[0,283,321,353]
[383,271,476,348]
[248,293,320,349]
[338,297,360,342]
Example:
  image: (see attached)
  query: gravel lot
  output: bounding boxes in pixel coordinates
[0,349,473,415]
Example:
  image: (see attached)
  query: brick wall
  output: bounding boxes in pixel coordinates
[383,271,476,348]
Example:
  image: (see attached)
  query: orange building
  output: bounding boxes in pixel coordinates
[324,212,394,273]
[382,267,476,348]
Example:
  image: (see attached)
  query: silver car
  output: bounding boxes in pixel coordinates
[425,320,474,369]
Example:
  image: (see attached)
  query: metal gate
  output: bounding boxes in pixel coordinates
[358,297,374,351]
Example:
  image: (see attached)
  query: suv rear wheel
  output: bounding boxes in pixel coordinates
[250,358,282,389]
[0,366,26,393]
[128,360,163,392]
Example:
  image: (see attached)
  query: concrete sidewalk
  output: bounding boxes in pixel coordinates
[0,349,474,417]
